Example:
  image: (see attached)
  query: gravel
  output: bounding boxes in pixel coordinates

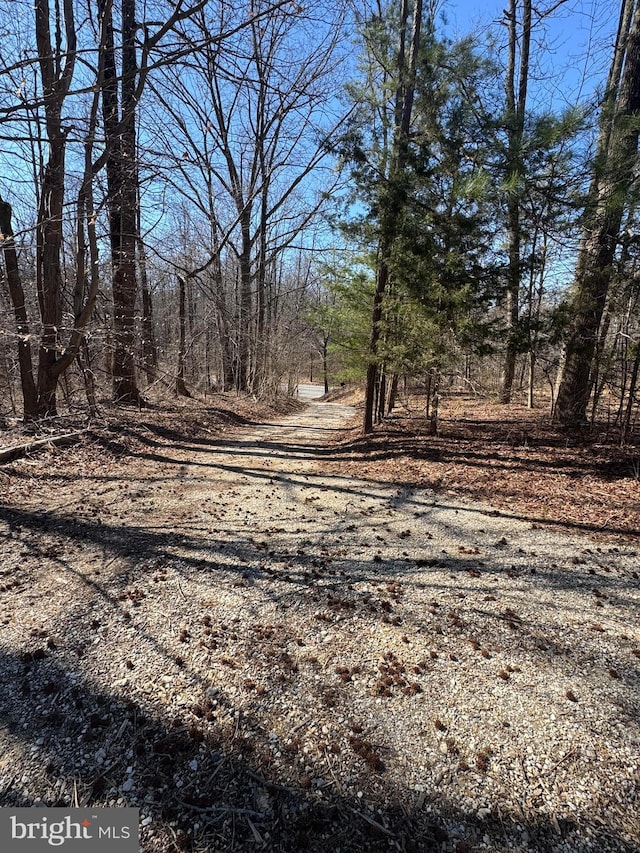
[0,396,638,852]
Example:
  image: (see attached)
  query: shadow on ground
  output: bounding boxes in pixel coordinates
[1,403,638,852]
[2,645,636,853]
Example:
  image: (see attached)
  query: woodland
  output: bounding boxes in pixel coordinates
[0,0,639,439]
[0,2,640,852]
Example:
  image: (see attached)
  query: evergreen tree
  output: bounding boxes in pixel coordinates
[335,3,500,428]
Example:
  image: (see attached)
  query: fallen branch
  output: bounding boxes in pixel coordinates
[245,768,299,794]
[0,430,86,464]
[348,806,395,837]
[175,799,265,819]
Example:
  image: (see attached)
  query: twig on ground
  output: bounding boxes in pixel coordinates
[176,800,265,819]
[348,806,395,837]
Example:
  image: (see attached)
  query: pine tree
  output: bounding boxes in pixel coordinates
[554,0,640,424]
[336,4,499,429]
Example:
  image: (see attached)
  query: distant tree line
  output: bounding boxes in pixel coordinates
[1,0,639,441]
[0,0,344,419]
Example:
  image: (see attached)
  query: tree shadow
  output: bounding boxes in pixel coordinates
[1,501,638,853]
[1,406,639,851]
[1,644,637,852]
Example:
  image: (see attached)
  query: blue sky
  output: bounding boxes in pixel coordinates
[438,0,618,109]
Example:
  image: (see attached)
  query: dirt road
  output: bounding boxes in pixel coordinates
[0,394,638,852]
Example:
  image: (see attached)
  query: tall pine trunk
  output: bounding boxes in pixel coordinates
[500,0,531,404]
[555,0,640,424]
[363,0,422,434]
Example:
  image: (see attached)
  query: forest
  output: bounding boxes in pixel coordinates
[0,2,639,853]
[0,0,639,436]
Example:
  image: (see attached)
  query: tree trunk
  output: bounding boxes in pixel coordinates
[254,90,270,396]
[99,0,141,406]
[176,274,190,397]
[622,341,640,441]
[237,208,253,392]
[32,0,77,417]
[377,368,387,423]
[139,236,158,384]
[428,367,440,435]
[388,373,399,414]
[35,141,65,417]
[322,335,330,395]
[207,226,235,391]
[77,340,98,415]
[500,0,531,404]
[364,246,389,433]
[115,0,141,404]
[555,0,640,425]
[0,196,38,420]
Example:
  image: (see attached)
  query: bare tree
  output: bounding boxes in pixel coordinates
[94,0,212,405]
[97,0,141,404]
[145,0,347,395]
[0,0,90,420]
[0,196,38,417]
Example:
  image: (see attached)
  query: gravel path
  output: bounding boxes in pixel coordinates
[0,394,638,853]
